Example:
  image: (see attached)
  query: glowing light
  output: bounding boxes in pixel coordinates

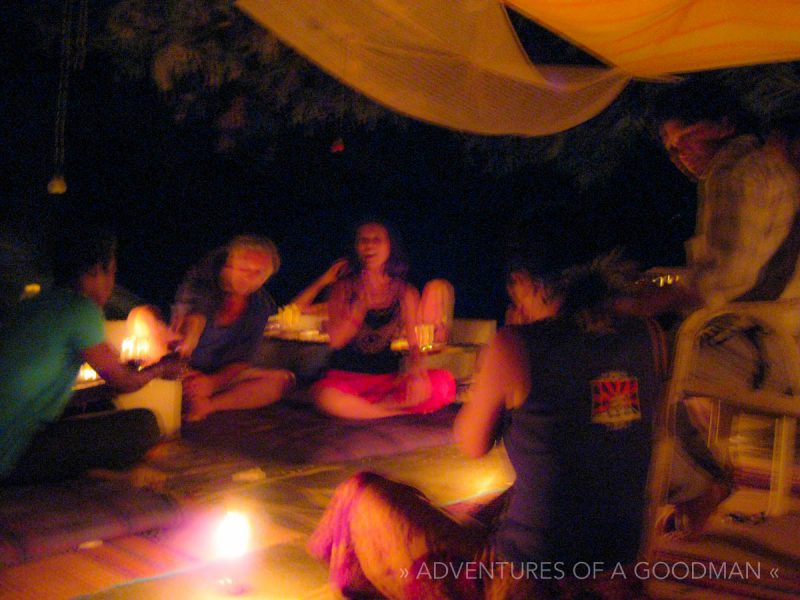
[21,283,41,299]
[277,304,301,330]
[651,273,681,288]
[127,306,158,340]
[214,511,251,561]
[330,137,345,153]
[120,336,151,364]
[77,363,99,382]
[473,473,497,496]
[47,175,67,195]
[415,323,435,352]
[120,306,173,365]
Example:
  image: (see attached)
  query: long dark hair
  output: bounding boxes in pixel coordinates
[347,219,409,280]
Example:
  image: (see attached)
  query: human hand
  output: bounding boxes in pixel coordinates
[155,353,187,380]
[171,312,207,359]
[320,258,349,286]
[173,331,201,359]
[169,303,188,335]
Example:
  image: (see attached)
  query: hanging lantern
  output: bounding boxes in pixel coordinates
[47,174,68,195]
[49,0,88,196]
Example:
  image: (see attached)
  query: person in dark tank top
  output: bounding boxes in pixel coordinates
[308,249,714,598]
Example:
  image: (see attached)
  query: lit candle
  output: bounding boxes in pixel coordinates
[213,510,252,595]
[120,337,135,363]
[214,511,251,560]
[77,363,99,382]
[134,337,151,361]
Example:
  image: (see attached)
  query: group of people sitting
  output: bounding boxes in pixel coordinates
[306,79,800,600]
[171,219,458,422]
[2,76,798,599]
[0,217,459,486]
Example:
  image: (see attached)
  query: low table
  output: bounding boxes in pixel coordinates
[254,330,332,382]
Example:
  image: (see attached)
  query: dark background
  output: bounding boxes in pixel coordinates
[1,3,697,322]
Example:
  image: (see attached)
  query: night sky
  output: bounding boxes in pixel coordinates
[1,4,696,322]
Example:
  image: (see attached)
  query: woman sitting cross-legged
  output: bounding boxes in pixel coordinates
[172,235,295,421]
[311,220,456,419]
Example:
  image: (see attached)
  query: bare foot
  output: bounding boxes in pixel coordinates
[184,394,215,422]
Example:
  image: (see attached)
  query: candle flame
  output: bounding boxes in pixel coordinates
[121,306,172,365]
[120,336,151,363]
[214,511,251,561]
[77,363,99,382]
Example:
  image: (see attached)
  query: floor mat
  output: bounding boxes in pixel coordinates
[0,479,182,567]
[646,490,800,599]
[180,402,459,464]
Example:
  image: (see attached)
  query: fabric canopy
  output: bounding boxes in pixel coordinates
[236,0,800,136]
[510,1,800,77]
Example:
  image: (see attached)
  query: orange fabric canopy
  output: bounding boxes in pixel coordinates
[510,0,800,77]
[236,0,800,136]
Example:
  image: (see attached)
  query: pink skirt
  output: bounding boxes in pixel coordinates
[313,368,456,414]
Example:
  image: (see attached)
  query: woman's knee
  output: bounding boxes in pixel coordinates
[311,383,339,413]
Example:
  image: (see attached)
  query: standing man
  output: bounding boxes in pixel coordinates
[633,80,800,314]
[624,80,800,535]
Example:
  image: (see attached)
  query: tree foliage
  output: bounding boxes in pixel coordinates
[102,0,392,152]
[98,0,800,186]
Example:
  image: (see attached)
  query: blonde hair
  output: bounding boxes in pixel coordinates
[227,234,281,274]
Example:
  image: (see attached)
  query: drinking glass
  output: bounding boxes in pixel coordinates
[415,323,435,352]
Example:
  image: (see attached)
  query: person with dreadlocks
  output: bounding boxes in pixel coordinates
[307,251,678,599]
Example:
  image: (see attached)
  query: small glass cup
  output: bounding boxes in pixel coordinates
[415,323,435,352]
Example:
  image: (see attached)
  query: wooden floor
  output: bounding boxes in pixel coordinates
[0,408,797,599]
[0,443,514,599]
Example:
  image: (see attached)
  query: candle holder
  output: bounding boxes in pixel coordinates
[415,323,435,352]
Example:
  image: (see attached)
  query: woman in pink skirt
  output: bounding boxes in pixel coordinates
[311,220,456,419]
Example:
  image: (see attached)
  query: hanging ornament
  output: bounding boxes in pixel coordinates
[49,0,88,195]
[329,137,345,153]
[47,175,68,195]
